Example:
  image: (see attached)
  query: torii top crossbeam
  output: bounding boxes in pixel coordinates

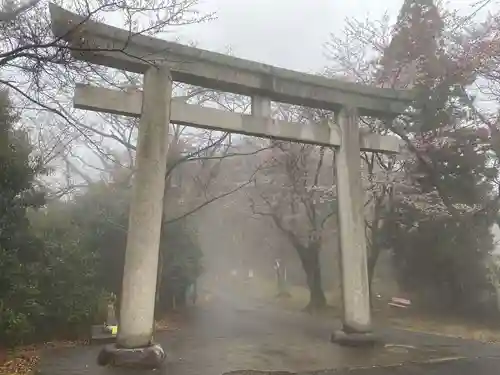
[48,4,414,118]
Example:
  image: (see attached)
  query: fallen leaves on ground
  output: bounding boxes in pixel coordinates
[155,319,171,331]
[0,340,87,375]
[390,316,500,343]
[0,346,39,375]
[155,312,186,332]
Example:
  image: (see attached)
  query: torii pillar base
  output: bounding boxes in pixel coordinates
[97,343,166,369]
[331,330,378,348]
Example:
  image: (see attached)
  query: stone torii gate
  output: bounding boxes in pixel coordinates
[49,4,414,368]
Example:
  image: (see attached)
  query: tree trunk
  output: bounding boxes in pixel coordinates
[175,286,188,308]
[298,245,327,312]
[367,197,384,304]
[367,248,380,308]
[367,247,380,296]
[154,247,164,319]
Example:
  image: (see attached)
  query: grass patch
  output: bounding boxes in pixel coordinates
[247,277,500,342]
[246,278,340,313]
[389,315,500,343]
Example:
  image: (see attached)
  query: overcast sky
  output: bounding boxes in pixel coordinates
[173,0,496,74]
[59,0,499,195]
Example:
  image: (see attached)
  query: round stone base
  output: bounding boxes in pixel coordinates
[330,330,378,347]
[97,343,166,369]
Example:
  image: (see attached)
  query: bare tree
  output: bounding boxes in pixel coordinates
[0,0,214,194]
[1,2,287,237]
[0,0,40,22]
[249,104,337,311]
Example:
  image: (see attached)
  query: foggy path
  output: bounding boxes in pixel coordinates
[37,278,500,375]
[155,279,472,374]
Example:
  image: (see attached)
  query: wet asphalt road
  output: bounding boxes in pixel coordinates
[225,357,500,374]
[341,357,500,374]
[37,281,500,375]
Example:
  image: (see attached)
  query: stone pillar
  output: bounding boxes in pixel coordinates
[331,106,374,346]
[98,66,171,368]
[252,96,276,146]
[251,96,271,117]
